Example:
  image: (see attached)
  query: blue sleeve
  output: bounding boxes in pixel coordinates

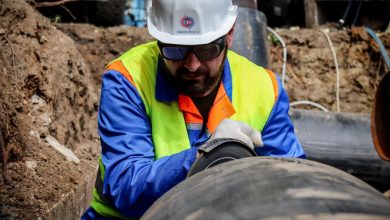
[98,70,197,217]
[255,75,306,158]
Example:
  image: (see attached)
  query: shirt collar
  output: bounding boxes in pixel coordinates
[155,56,233,102]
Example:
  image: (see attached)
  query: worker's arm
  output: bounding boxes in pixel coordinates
[98,70,197,217]
[255,75,305,158]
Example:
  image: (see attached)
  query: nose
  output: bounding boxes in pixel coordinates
[183,53,201,72]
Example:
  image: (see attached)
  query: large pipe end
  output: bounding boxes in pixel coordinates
[371,71,390,161]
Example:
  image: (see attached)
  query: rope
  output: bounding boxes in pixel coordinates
[290,100,330,112]
[267,27,287,87]
[320,29,341,112]
[267,27,330,112]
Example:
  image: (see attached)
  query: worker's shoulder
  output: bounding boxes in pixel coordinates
[118,41,159,61]
[105,41,159,75]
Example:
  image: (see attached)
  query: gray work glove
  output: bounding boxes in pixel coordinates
[198,119,263,154]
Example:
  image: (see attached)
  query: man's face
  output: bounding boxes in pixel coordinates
[160,29,234,98]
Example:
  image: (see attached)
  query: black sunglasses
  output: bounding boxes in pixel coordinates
[157,35,227,61]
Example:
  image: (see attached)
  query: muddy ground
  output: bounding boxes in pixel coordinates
[0,0,389,219]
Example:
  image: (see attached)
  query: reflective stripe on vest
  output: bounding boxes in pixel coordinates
[91,41,277,218]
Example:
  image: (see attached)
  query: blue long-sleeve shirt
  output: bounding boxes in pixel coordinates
[82,57,305,219]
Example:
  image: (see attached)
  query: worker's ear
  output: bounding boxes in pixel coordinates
[226,24,235,48]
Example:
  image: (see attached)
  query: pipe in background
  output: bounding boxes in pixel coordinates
[371,71,390,161]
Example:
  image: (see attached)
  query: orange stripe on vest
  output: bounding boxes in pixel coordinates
[178,95,203,124]
[207,83,236,133]
[106,60,136,87]
[265,69,279,102]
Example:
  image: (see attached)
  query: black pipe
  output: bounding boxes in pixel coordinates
[231,7,269,67]
[143,158,390,219]
[290,109,390,192]
[187,141,256,177]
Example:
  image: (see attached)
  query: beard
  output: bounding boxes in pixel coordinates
[169,49,228,98]
[176,66,220,97]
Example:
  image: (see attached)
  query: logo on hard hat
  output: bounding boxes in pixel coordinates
[180,15,195,29]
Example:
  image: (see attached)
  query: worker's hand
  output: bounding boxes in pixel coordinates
[198,119,263,153]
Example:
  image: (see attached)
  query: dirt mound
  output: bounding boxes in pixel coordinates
[0,0,389,218]
[0,0,99,219]
[57,23,390,114]
[269,27,390,113]
[55,23,153,85]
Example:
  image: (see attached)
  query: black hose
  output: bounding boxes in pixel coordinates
[338,0,354,27]
[352,0,363,26]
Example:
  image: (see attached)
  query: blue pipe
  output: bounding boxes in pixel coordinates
[365,27,390,70]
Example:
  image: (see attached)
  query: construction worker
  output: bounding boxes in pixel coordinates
[82,0,305,219]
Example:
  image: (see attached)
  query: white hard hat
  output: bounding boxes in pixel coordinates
[147,0,237,45]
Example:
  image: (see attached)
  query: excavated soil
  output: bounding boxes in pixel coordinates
[269,27,390,113]
[0,0,100,219]
[54,23,153,87]
[56,23,390,114]
[0,0,389,219]
[0,1,151,219]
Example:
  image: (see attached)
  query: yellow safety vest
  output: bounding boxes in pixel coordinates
[91,41,278,219]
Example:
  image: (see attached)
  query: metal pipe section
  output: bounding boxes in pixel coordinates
[371,71,390,161]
